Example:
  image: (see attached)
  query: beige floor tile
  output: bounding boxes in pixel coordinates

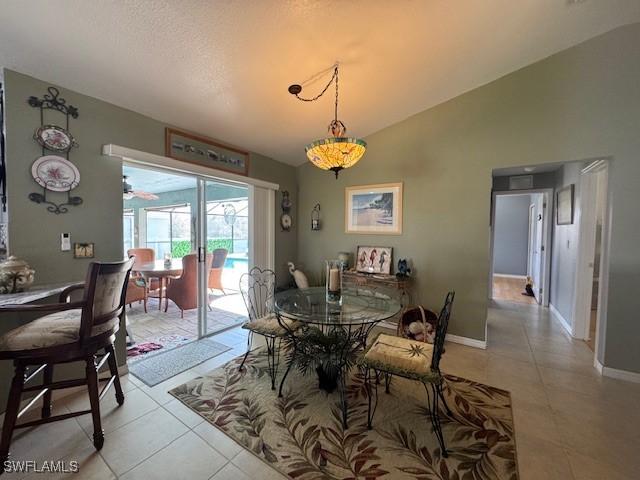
[164,398,205,428]
[99,407,189,475]
[62,388,158,436]
[137,369,200,405]
[516,433,574,480]
[193,421,244,460]
[20,444,116,480]
[231,449,288,480]
[120,431,226,480]
[511,397,563,446]
[210,463,251,480]
[567,450,638,480]
[7,415,92,470]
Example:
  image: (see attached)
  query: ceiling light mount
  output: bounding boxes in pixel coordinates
[289,64,366,178]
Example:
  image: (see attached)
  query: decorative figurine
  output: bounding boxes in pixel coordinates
[396,258,411,278]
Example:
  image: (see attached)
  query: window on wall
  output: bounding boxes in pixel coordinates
[145,204,192,259]
[123,209,135,254]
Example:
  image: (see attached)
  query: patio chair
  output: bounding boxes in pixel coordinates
[0,258,134,470]
[238,267,299,390]
[208,248,228,295]
[360,291,455,457]
[127,247,160,294]
[164,253,213,318]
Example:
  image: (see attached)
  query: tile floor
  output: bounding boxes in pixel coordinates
[3,300,640,479]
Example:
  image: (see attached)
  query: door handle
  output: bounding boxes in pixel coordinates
[198,247,206,263]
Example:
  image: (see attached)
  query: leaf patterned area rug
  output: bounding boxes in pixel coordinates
[170,352,519,479]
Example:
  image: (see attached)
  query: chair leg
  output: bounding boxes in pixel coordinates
[143,297,147,313]
[0,363,25,469]
[41,363,54,418]
[106,343,125,406]
[436,381,453,416]
[384,372,392,393]
[424,383,448,458]
[265,336,279,390]
[239,331,253,372]
[364,367,378,430]
[85,355,104,450]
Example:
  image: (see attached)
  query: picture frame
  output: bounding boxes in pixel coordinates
[356,246,393,275]
[556,184,574,225]
[345,182,403,235]
[73,242,94,258]
[165,127,249,176]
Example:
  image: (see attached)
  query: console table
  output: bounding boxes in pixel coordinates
[342,270,411,329]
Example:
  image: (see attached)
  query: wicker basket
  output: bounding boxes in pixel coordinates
[397,305,438,343]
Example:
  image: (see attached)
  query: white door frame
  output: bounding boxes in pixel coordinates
[107,145,280,340]
[489,188,553,306]
[527,204,536,278]
[572,160,610,365]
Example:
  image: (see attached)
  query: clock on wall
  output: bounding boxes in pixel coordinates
[280,190,292,231]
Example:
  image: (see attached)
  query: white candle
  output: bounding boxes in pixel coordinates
[329,268,340,292]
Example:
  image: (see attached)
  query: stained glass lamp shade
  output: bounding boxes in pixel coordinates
[305,136,367,178]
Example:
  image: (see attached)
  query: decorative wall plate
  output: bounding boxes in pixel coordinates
[31,155,80,192]
[33,124,78,152]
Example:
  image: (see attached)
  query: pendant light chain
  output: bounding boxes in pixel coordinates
[334,66,339,123]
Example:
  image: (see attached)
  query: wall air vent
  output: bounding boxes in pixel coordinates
[508,175,533,190]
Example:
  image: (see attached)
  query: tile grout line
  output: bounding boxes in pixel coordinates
[520,305,578,480]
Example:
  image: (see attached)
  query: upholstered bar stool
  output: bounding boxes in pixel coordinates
[0,258,134,472]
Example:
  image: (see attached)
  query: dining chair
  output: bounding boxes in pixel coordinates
[164,253,213,318]
[125,276,147,313]
[238,267,299,390]
[207,248,228,295]
[127,247,160,295]
[0,258,134,470]
[360,291,455,457]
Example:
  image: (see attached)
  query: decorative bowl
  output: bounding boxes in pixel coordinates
[0,256,36,294]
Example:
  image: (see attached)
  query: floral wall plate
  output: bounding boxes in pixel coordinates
[33,124,78,152]
[31,155,80,192]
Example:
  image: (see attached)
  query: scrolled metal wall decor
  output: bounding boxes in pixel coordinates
[27,86,83,214]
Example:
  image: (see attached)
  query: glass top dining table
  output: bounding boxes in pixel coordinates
[274,286,402,327]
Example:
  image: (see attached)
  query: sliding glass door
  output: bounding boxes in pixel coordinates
[199,178,249,337]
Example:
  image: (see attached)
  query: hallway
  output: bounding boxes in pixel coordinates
[444,299,640,479]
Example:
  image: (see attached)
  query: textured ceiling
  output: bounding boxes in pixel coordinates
[1,1,639,166]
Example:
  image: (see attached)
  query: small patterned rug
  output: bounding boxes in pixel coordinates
[126,342,163,358]
[170,351,519,479]
[129,338,230,387]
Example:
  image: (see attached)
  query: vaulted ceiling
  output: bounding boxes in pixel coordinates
[2,1,639,166]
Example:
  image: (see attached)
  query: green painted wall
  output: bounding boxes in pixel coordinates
[0,69,297,411]
[297,24,640,373]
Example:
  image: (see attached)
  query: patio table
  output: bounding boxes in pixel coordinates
[132,259,182,311]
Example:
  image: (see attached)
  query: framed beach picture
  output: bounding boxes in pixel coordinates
[356,246,393,274]
[556,184,574,225]
[345,182,403,235]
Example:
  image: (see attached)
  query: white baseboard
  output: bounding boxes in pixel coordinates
[602,366,640,383]
[493,274,527,279]
[594,358,640,383]
[594,358,604,374]
[549,303,574,337]
[446,334,487,350]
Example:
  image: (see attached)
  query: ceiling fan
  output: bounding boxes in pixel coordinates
[123,175,159,200]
